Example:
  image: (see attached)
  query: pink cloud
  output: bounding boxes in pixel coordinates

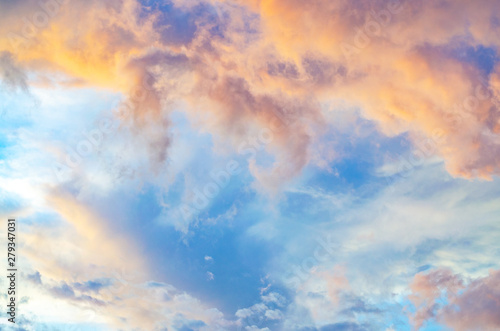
[408,268,500,330]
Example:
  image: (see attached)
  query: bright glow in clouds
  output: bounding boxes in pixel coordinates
[0,0,499,330]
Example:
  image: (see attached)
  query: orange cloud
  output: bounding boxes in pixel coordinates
[226,0,500,180]
[2,0,500,189]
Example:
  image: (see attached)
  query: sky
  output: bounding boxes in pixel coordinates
[0,0,500,330]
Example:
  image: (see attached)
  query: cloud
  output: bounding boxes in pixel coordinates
[251,0,500,179]
[261,292,286,307]
[408,268,464,329]
[27,271,42,285]
[9,189,234,330]
[48,281,106,306]
[1,0,500,329]
[5,0,500,192]
[245,326,271,331]
[264,163,500,330]
[0,51,29,92]
[441,269,500,331]
[320,322,369,331]
[0,1,497,195]
[264,309,282,320]
[281,264,383,329]
[0,0,173,172]
[408,268,500,331]
[73,280,109,293]
[235,291,288,330]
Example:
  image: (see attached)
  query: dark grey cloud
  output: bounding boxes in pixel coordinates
[49,281,106,306]
[73,279,111,293]
[27,271,42,284]
[0,51,29,93]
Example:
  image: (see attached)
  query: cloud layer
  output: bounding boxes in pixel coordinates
[1,0,499,187]
[1,0,500,330]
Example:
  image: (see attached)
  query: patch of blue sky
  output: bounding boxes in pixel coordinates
[33,323,112,331]
[298,124,416,201]
[0,90,34,166]
[374,301,412,331]
[0,186,24,214]
[453,44,498,76]
[138,0,219,46]
[87,181,270,314]
[26,86,121,140]
[20,210,65,227]
[422,321,453,331]
[0,88,35,125]
[275,133,416,228]
[165,206,277,313]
